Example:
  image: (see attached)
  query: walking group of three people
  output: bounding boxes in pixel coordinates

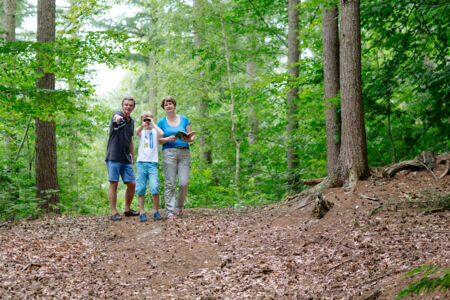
[105,95,194,222]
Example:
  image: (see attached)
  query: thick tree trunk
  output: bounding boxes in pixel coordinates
[338,0,369,184]
[322,5,341,175]
[287,0,300,190]
[286,0,369,203]
[35,0,59,213]
[3,0,15,42]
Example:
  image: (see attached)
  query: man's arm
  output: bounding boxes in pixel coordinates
[129,139,135,164]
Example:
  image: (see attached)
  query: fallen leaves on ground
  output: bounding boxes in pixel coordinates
[1,165,449,299]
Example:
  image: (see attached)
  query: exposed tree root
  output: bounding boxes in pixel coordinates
[286,177,334,204]
[383,151,435,178]
[439,159,449,179]
[301,177,326,186]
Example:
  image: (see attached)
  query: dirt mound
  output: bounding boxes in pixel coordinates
[0,158,449,299]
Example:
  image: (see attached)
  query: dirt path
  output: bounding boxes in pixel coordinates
[1,165,449,299]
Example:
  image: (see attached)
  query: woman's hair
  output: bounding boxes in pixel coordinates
[140,111,153,121]
[161,96,177,109]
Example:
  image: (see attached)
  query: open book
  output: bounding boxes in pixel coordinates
[175,131,196,139]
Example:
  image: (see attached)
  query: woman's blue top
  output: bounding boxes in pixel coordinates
[157,115,190,150]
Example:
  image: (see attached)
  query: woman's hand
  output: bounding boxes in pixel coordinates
[180,136,193,143]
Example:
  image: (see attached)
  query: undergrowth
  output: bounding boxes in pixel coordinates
[396,265,450,299]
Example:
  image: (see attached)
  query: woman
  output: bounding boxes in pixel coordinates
[157,96,195,218]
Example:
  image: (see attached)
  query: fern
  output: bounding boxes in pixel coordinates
[396,265,450,299]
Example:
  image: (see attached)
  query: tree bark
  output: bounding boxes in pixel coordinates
[339,0,369,184]
[286,0,369,202]
[219,6,240,198]
[35,0,59,213]
[322,4,341,175]
[287,0,300,191]
[2,0,15,42]
[247,57,259,147]
[194,0,212,164]
[148,53,158,119]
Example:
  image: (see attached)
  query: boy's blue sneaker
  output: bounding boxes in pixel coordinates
[139,213,147,222]
[153,212,162,221]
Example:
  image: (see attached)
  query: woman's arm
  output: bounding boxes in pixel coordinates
[159,136,177,145]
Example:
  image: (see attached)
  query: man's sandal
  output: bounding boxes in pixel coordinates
[109,213,122,221]
[124,209,139,217]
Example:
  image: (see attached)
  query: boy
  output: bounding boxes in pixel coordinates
[135,111,164,221]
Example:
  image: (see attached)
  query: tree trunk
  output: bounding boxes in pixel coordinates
[246,52,259,180]
[194,0,212,164]
[287,0,300,191]
[2,0,15,42]
[322,4,341,175]
[36,0,59,213]
[148,53,158,118]
[286,0,369,202]
[219,7,240,199]
[247,58,258,146]
[338,0,369,185]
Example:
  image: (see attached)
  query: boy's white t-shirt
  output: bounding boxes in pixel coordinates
[137,128,159,163]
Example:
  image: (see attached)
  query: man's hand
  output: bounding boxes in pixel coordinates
[113,114,124,123]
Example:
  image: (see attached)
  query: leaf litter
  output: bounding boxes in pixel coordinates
[0,158,449,299]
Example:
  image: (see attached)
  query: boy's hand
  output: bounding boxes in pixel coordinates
[143,117,152,129]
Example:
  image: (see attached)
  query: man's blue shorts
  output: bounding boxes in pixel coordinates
[106,161,135,183]
[136,162,159,195]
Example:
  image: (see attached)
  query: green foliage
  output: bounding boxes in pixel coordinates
[361,0,450,164]
[1,0,449,219]
[0,160,40,221]
[396,265,450,299]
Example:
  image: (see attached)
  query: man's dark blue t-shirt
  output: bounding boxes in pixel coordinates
[105,111,134,164]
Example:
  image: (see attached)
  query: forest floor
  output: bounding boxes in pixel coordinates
[1,156,449,299]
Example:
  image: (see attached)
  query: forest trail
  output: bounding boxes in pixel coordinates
[1,157,449,299]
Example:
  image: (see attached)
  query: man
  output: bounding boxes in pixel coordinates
[105,97,139,220]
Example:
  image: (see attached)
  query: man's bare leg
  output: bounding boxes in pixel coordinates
[124,181,136,212]
[108,181,119,215]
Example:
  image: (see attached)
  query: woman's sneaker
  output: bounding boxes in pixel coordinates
[139,213,147,222]
[153,212,162,221]
[176,210,183,217]
[167,213,175,219]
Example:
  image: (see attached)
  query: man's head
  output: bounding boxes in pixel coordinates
[122,97,135,117]
[160,96,176,109]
